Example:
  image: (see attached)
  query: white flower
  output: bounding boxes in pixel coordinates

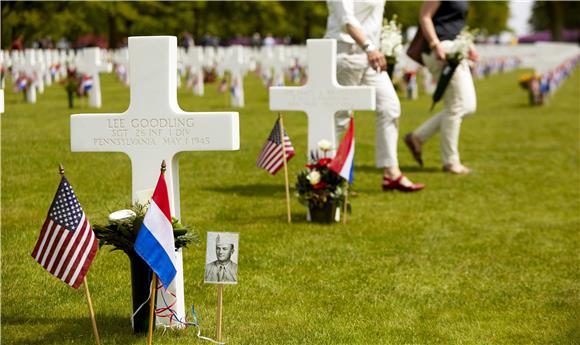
[318,140,332,152]
[449,28,475,60]
[380,16,403,57]
[307,170,321,185]
[108,209,137,223]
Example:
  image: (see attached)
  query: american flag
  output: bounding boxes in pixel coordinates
[31,176,98,289]
[256,117,295,175]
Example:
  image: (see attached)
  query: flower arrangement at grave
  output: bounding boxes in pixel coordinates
[380,15,403,79]
[60,67,81,109]
[431,27,477,110]
[295,140,348,223]
[93,202,199,333]
[13,73,31,96]
[518,72,544,106]
[93,202,199,254]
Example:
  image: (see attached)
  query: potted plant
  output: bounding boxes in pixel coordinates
[295,140,348,223]
[93,203,199,333]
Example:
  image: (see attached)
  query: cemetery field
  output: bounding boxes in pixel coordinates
[2,68,579,345]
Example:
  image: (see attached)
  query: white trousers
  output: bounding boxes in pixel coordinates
[415,41,477,166]
[335,43,401,168]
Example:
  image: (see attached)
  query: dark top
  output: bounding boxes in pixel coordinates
[433,1,468,41]
[422,1,468,54]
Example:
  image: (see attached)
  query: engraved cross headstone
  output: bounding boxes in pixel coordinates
[270,39,375,156]
[22,50,40,103]
[70,36,240,328]
[185,47,204,96]
[222,45,247,108]
[76,47,111,108]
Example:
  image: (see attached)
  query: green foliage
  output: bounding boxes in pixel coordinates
[93,203,200,254]
[384,1,422,31]
[529,1,580,40]
[467,1,509,35]
[1,1,329,49]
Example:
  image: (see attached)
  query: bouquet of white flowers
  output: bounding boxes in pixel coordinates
[431,28,476,110]
[380,15,403,79]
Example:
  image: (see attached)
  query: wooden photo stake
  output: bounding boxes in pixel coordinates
[59,165,101,345]
[216,285,224,342]
[278,113,292,224]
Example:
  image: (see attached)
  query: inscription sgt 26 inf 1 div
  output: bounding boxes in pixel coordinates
[94,117,211,147]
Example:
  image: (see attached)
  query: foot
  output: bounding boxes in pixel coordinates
[443,163,471,175]
[382,175,425,192]
[404,133,423,167]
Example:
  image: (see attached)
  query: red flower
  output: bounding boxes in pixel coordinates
[317,157,332,168]
[312,181,328,190]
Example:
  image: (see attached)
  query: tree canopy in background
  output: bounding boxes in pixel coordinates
[2,1,511,49]
[529,1,580,41]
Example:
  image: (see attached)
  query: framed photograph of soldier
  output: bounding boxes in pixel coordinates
[204,232,239,284]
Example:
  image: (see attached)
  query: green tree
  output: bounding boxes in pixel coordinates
[529,1,580,41]
[467,1,509,35]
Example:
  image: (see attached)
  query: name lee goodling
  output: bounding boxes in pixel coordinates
[92,117,210,146]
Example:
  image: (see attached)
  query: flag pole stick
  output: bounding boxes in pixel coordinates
[146,160,165,345]
[216,284,224,342]
[278,113,292,224]
[58,165,101,345]
[147,273,158,345]
[343,185,348,224]
[82,276,102,345]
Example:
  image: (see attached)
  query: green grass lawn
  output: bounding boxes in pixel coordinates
[2,67,579,345]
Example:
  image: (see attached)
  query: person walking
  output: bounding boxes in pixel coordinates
[325,0,424,192]
[404,1,478,174]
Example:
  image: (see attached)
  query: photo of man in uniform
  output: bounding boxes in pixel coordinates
[204,232,239,284]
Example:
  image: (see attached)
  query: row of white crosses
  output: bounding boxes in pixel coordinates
[71,36,240,329]
[3,47,112,106]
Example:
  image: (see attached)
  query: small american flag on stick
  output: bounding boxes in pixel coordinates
[31,175,98,289]
[256,116,295,175]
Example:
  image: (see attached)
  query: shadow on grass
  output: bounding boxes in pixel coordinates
[2,314,141,344]
[356,164,440,173]
[204,183,289,197]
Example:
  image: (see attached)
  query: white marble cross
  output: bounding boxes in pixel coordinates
[113,48,130,86]
[270,39,375,156]
[185,47,204,96]
[76,47,111,108]
[70,36,240,328]
[22,50,40,103]
[272,46,287,86]
[222,46,247,107]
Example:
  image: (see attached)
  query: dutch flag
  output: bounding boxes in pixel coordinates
[329,116,355,184]
[134,171,177,289]
[80,75,93,93]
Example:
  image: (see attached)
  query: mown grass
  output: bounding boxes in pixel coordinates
[1,66,579,345]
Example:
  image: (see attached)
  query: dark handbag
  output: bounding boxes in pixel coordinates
[407,27,428,65]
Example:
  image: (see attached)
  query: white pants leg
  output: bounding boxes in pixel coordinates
[335,46,401,168]
[415,43,477,165]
